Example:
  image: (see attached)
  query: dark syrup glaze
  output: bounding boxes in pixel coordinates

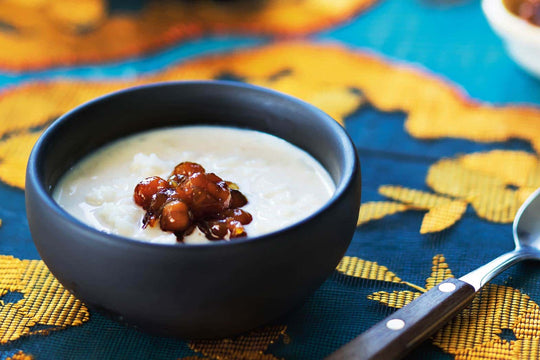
[134,162,252,242]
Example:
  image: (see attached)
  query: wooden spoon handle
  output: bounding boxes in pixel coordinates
[325,278,476,360]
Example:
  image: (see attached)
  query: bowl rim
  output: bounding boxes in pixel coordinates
[482,0,540,44]
[27,80,359,250]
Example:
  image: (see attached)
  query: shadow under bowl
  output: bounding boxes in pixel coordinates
[25,81,361,339]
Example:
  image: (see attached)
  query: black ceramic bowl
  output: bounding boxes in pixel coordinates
[25,81,361,338]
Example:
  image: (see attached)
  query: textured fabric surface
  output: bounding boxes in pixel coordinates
[0,0,378,71]
[0,0,540,359]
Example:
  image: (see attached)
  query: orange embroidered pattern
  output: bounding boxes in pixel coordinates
[0,0,378,71]
[1,43,540,194]
[336,255,540,359]
[6,351,34,360]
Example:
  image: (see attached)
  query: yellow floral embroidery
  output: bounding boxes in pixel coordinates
[356,201,410,226]
[427,151,539,223]
[0,42,539,236]
[0,0,378,70]
[181,325,288,360]
[337,255,540,359]
[336,256,426,293]
[0,132,42,191]
[1,43,539,193]
[336,256,403,283]
[362,150,540,233]
[419,201,468,234]
[378,185,455,209]
[0,255,89,343]
[6,351,34,360]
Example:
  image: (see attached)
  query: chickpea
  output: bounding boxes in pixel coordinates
[134,161,251,242]
[172,162,205,177]
[133,176,168,209]
[160,200,191,233]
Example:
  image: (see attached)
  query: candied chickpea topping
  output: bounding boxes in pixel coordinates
[133,162,252,242]
[516,0,540,25]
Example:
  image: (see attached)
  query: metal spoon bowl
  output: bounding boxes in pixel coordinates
[514,187,540,252]
[327,187,540,360]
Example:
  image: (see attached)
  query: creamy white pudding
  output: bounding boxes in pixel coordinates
[53,126,335,244]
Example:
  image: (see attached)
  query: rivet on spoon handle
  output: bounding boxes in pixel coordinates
[324,278,476,360]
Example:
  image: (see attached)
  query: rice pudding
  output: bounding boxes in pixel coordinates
[53,126,335,244]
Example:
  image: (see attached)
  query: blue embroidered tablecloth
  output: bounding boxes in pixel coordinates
[0,0,539,359]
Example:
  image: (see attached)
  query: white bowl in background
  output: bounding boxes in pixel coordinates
[482,0,540,79]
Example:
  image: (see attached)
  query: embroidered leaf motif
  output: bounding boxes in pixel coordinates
[367,291,420,309]
[336,256,427,293]
[379,185,453,209]
[357,201,409,226]
[336,256,402,283]
[356,186,468,233]
[420,201,467,234]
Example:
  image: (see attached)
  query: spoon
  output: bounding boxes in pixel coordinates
[326,187,540,360]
